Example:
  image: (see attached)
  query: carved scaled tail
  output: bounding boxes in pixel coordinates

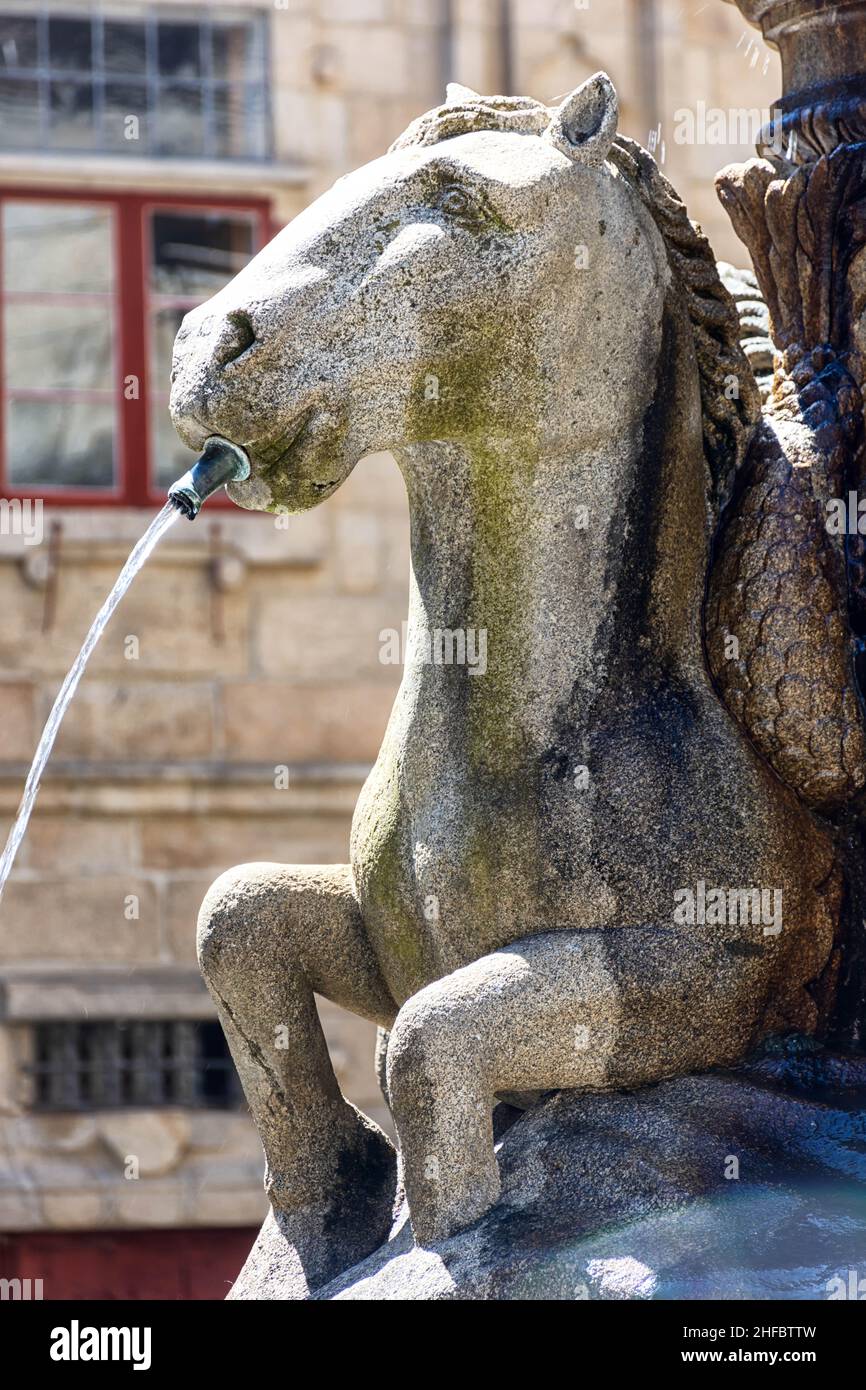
[705,152,866,812]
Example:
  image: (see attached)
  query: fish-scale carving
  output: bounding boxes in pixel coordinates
[706,150,866,811]
[707,351,865,808]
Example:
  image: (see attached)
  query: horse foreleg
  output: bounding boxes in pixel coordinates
[387,926,771,1245]
[197,862,398,1294]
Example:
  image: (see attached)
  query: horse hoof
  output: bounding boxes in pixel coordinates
[228,1123,398,1300]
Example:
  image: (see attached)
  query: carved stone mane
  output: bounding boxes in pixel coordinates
[607,137,761,514]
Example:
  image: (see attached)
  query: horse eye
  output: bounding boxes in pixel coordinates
[439,187,474,219]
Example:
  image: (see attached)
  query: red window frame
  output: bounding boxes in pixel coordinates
[0,187,271,507]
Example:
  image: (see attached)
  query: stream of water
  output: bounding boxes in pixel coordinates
[0,501,180,906]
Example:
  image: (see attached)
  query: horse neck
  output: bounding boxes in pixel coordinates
[396,307,711,735]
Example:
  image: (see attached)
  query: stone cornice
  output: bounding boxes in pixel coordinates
[0,762,369,817]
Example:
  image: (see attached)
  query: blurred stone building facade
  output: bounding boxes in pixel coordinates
[0,0,777,1298]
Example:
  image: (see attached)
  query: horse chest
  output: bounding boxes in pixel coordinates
[350,744,608,1001]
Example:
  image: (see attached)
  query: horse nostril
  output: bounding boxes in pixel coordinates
[219,310,257,367]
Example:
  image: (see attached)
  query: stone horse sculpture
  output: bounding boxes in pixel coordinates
[169,73,859,1296]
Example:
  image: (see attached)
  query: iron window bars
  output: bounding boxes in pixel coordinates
[27,1018,244,1110]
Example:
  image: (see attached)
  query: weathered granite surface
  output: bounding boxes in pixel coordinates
[169,67,866,1293]
[310,1043,866,1301]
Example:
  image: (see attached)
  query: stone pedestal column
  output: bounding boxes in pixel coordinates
[722,0,866,1045]
[727,0,866,159]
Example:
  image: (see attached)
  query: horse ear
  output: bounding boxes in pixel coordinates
[446,81,481,105]
[545,72,618,166]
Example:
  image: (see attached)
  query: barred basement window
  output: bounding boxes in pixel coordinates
[28,1020,243,1110]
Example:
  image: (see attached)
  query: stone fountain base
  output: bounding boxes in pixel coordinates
[230,1039,866,1301]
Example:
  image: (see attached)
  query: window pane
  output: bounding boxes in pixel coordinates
[213,84,267,160]
[0,16,39,70]
[3,203,114,293]
[0,76,40,146]
[154,83,203,156]
[212,22,258,81]
[103,81,148,150]
[4,302,113,391]
[48,17,92,72]
[0,15,270,162]
[157,22,201,79]
[103,20,147,74]
[6,398,114,488]
[151,211,254,295]
[151,398,193,488]
[49,78,95,148]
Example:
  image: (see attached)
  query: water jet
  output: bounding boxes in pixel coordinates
[0,435,250,906]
